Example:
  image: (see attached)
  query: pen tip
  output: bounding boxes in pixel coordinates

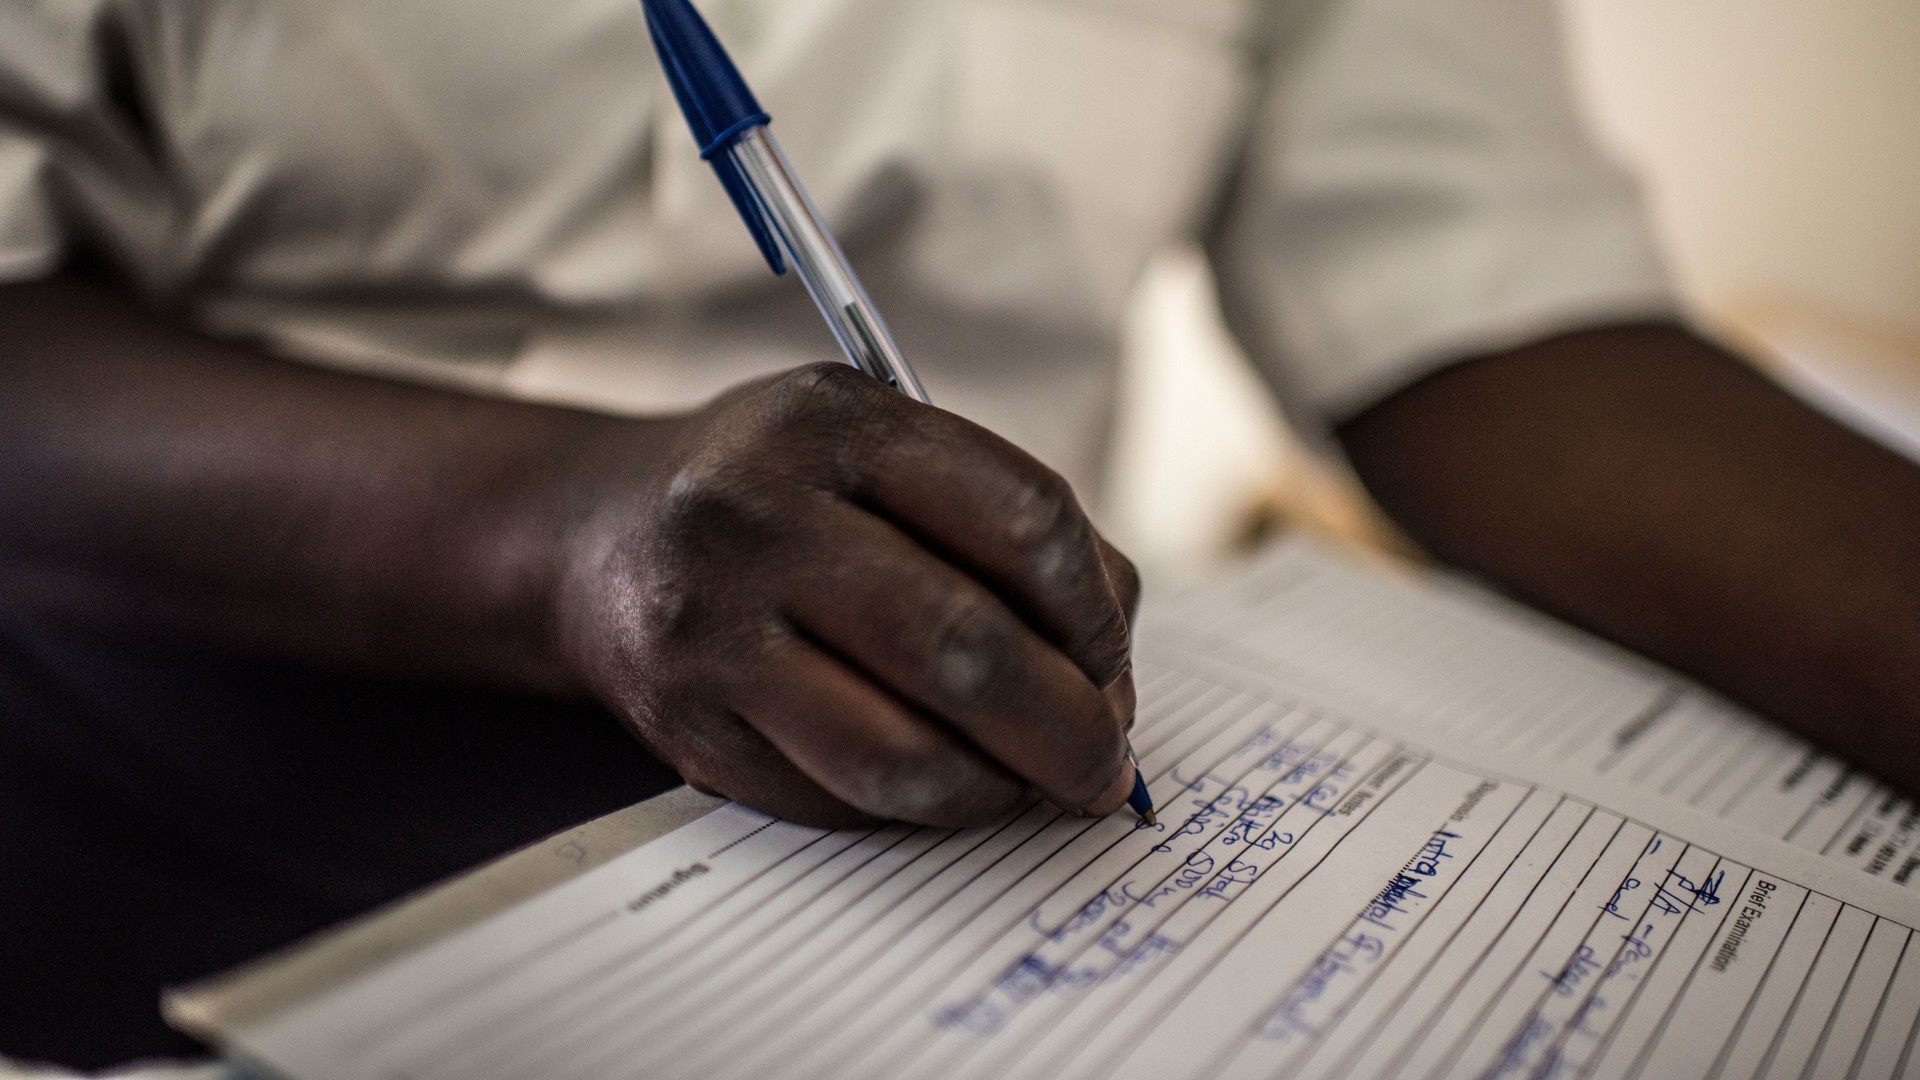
[1141,809,1158,826]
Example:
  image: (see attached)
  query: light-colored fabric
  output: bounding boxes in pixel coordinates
[0,0,1673,497]
[1210,0,1676,432]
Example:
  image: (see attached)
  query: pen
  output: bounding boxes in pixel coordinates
[640,0,1155,826]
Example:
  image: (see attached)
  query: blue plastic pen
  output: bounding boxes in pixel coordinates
[640,0,1155,826]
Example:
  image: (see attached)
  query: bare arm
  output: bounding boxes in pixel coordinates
[1340,323,1920,789]
[0,275,1141,826]
[0,276,633,693]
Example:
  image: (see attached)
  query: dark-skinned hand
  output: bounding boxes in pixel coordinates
[1,277,1142,831]
[557,363,1141,828]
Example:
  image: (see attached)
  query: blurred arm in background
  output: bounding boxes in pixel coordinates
[1340,322,1920,791]
[1211,0,1920,792]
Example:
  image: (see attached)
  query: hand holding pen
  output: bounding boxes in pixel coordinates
[594,0,1154,826]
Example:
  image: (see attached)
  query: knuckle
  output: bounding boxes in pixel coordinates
[1108,548,1142,615]
[655,458,782,545]
[927,592,1018,713]
[853,740,960,822]
[622,472,793,675]
[754,363,906,487]
[1076,606,1134,686]
[1002,471,1088,583]
[849,745,1020,827]
[763,362,878,430]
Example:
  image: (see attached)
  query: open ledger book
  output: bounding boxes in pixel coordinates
[167,540,1920,1080]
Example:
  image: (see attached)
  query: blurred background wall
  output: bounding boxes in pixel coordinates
[1103,0,1920,584]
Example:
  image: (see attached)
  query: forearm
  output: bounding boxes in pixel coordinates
[1339,323,1920,787]
[0,275,1142,826]
[0,275,666,694]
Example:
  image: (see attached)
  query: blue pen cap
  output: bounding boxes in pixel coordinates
[640,0,785,273]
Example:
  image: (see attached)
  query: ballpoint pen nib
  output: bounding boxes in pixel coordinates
[1142,808,1158,826]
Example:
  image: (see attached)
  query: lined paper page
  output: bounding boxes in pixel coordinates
[235,642,1920,1080]
[1154,542,1920,888]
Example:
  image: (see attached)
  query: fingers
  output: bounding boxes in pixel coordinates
[1081,759,1141,818]
[606,363,1151,829]
[780,501,1130,814]
[656,706,885,830]
[1093,534,1141,731]
[1096,533,1142,625]
[727,632,1030,826]
[782,366,1133,690]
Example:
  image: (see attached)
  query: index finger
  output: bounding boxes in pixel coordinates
[819,375,1135,690]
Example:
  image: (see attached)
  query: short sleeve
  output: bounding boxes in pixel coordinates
[1209,0,1677,434]
[0,1,172,286]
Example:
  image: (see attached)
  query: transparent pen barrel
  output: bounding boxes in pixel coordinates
[728,128,931,404]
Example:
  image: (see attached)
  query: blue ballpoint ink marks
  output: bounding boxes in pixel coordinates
[1359,832,1456,931]
[1605,924,1656,979]
[1138,850,1217,909]
[1664,867,1724,908]
[1198,784,1256,828]
[1281,746,1343,783]
[1256,829,1466,1043]
[1031,884,1136,943]
[1636,866,1721,919]
[1304,762,1360,813]
[1522,921,1660,1072]
[938,734,1357,1041]
[1511,846,1712,1076]
[933,955,1094,1035]
[1257,941,1364,1041]
[1167,727,1287,799]
[1159,744,1339,853]
[1197,857,1262,902]
[1103,927,1182,981]
[1646,882,1696,918]
[1220,795,1289,849]
[1568,992,1610,1038]
[1410,828,1458,877]
[1491,1012,1555,1079]
[931,931,1186,1035]
[1359,873,1431,932]
[1541,946,1602,998]
[1155,739,1329,855]
[1492,1012,1584,1080]
[1168,766,1209,792]
[1600,876,1641,919]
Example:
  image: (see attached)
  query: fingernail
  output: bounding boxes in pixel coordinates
[1072,756,1138,818]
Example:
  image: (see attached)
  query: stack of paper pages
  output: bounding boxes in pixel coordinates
[170,541,1920,1080]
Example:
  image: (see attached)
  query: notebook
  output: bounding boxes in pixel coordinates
[166,540,1920,1080]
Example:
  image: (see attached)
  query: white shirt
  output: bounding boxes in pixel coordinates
[0,0,1673,503]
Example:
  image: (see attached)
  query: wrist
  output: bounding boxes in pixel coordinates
[533,409,688,701]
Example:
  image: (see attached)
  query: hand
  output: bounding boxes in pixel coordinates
[558,363,1141,828]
